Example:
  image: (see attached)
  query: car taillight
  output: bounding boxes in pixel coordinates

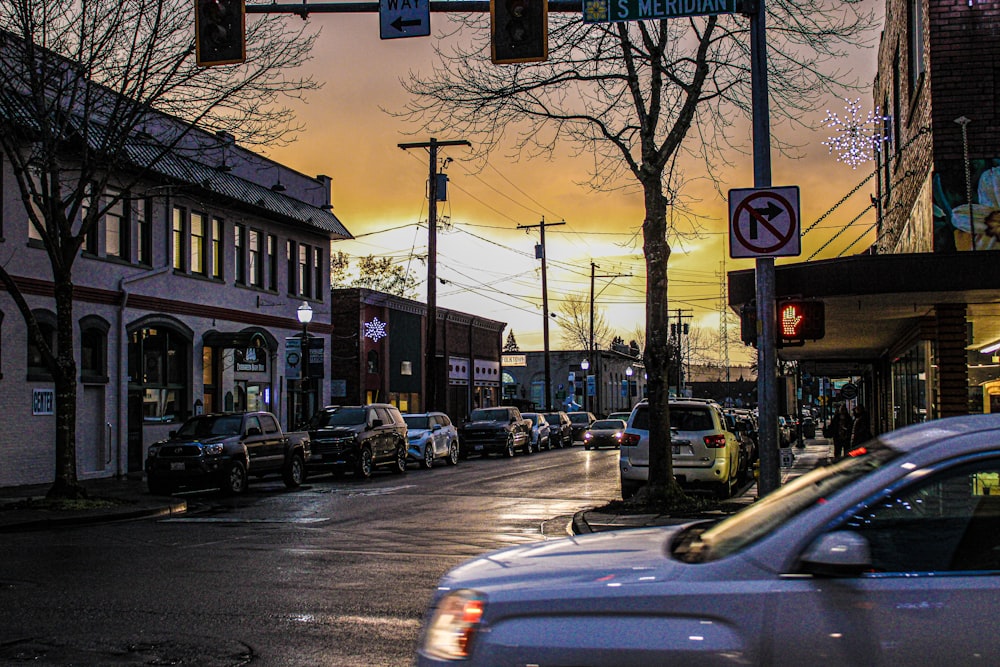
[703,434,727,448]
[621,433,641,447]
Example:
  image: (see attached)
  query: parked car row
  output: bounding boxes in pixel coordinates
[146,405,612,495]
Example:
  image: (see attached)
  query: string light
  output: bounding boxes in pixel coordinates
[363,317,388,342]
[821,98,885,169]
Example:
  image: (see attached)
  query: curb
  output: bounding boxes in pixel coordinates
[0,499,187,533]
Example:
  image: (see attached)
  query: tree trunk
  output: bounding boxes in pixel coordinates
[48,276,83,499]
[641,177,682,496]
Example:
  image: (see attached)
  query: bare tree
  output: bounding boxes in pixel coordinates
[399,7,874,499]
[0,0,318,498]
[331,252,419,298]
[556,292,611,351]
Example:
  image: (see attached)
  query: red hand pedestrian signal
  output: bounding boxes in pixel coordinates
[781,304,803,337]
[776,299,824,347]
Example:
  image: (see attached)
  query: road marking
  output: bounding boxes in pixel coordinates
[159,517,330,524]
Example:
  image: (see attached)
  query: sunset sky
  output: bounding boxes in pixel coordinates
[264,6,883,362]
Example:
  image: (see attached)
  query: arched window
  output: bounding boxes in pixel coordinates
[80,315,109,383]
[27,309,56,381]
[128,322,190,424]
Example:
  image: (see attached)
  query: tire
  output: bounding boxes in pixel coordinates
[504,435,516,458]
[221,460,248,495]
[584,444,592,450]
[282,452,305,488]
[421,443,434,469]
[446,441,459,465]
[355,447,374,479]
[525,439,534,455]
[391,444,408,474]
[147,475,174,496]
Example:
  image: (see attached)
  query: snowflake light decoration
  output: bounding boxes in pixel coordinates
[821,98,885,169]
[363,317,388,342]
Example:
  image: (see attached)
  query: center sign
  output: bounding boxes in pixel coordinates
[584,0,738,23]
[728,186,801,258]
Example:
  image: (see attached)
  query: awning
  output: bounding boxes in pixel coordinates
[202,327,278,352]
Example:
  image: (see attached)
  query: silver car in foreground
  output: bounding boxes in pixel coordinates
[417,414,1000,665]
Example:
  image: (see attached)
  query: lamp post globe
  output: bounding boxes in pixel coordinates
[297,301,313,426]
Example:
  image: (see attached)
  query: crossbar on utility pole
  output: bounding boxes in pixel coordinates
[518,218,565,410]
[399,138,470,412]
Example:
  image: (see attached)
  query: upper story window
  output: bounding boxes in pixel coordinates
[234,223,247,285]
[313,245,324,302]
[249,229,263,287]
[135,196,151,266]
[80,315,109,383]
[190,211,206,275]
[908,0,925,90]
[211,217,224,280]
[268,234,278,291]
[298,244,312,298]
[287,240,297,296]
[172,206,187,271]
[105,190,126,259]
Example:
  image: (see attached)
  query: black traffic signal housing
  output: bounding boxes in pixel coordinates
[740,301,758,347]
[490,0,548,64]
[777,299,825,347]
[196,0,246,67]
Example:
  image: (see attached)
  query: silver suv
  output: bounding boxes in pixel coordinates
[619,398,741,499]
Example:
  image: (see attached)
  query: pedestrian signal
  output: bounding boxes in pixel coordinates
[196,0,246,67]
[740,302,757,347]
[490,0,548,64]
[777,299,824,347]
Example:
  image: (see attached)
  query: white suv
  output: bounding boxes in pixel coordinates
[619,398,741,499]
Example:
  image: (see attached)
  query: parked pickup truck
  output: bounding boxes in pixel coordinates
[145,411,310,495]
[459,406,533,458]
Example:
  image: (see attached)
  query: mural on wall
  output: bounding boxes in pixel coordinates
[934,160,1000,251]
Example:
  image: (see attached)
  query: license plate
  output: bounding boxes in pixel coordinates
[170,462,185,471]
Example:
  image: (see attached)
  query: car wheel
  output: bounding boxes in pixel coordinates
[355,447,374,479]
[584,444,592,450]
[282,452,305,488]
[505,435,516,458]
[392,444,408,474]
[525,439,534,455]
[446,441,459,465]
[147,475,173,496]
[221,460,248,495]
[421,444,434,469]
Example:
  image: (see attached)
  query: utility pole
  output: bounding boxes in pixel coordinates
[399,138,470,411]
[518,218,565,410]
[589,261,631,416]
[670,309,693,396]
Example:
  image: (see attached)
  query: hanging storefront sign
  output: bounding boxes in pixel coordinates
[235,346,267,373]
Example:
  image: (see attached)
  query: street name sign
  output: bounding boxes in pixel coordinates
[584,0,738,23]
[379,0,430,38]
[728,186,801,258]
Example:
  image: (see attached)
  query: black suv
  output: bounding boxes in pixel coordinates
[305,404,408,478]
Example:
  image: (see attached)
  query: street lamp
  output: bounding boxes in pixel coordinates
[297,301,313,426]
[625,366,634,408]
[580,358,590,412]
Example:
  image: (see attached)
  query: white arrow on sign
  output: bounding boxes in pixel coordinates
[379,0,430,39]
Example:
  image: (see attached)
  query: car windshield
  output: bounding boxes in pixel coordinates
[175,415,243,438]
[524,414,541,424]
[569,413,590,424]
[592,420,625,430]
[309,407,366,428]
[672,441,901,563]
[404,415,430,430]
[469,408,509,421]
[542,414,561,423]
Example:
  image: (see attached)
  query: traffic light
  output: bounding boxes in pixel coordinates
[777,299,825,347]
[195,0,246,67]
[490,0,548,64]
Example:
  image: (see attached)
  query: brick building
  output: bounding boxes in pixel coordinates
[729,0,1000,436]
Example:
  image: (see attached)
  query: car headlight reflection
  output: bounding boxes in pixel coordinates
[422,589,486,660]
[202,443,224,456]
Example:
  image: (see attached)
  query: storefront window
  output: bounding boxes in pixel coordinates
[891,342,929,429]
[128,326,188,423]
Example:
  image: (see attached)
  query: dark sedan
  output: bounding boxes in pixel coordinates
[566,411,596,444]
[582,418,626,450]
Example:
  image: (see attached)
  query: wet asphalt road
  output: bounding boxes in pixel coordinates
[0,445,620,666]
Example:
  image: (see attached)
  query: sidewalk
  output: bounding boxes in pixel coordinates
[573,437,832,534]
[0,475,186,532]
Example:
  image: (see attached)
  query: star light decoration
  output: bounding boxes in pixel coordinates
[363,317,388,342]
[821,98,885,169]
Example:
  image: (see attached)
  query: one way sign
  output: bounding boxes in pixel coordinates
[380,0,430,39]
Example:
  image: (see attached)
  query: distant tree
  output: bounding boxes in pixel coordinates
[0,0,317,498]
[504,330,520,352]
[557,293,611,351]
[331,253,418,298]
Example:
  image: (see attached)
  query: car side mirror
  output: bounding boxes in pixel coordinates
[246,426,263,437]
[799,531,872,577]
